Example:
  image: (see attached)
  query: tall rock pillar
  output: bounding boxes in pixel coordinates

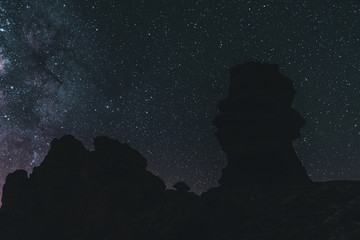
[214,62,311,187]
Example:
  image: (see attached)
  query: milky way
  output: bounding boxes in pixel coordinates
[0,0,226,197]
[0,1,108,197]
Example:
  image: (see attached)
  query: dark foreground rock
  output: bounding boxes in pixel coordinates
[213,62,311,187]
[1,135,174,240]
[3,173,360,239]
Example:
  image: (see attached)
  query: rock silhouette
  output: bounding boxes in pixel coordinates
[2,62,360,240]
[173,181,191,193]
[213,62,311,187]
[1,170,30,213]
[1,135,168,239]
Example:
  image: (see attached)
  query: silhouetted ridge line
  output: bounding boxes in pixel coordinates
[0,62,326,240]
[213,62,311,187]
[1,135,168,239]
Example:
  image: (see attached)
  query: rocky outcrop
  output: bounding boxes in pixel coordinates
[213,62,311,187]
[3,62,353,240]
[1,135,167,239]
[1,170,30,213]
[173,181,191,193]
[73,136,166,238]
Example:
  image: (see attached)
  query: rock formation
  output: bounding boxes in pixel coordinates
[213,62,311,187]
[1,135,167,239]
[5,62,354,240]
[173,181,191,193]
[1,170,30,213]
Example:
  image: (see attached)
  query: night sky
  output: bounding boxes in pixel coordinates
[0,0,358,196]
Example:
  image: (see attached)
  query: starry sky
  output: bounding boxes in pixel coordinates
[0,0,359,196]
